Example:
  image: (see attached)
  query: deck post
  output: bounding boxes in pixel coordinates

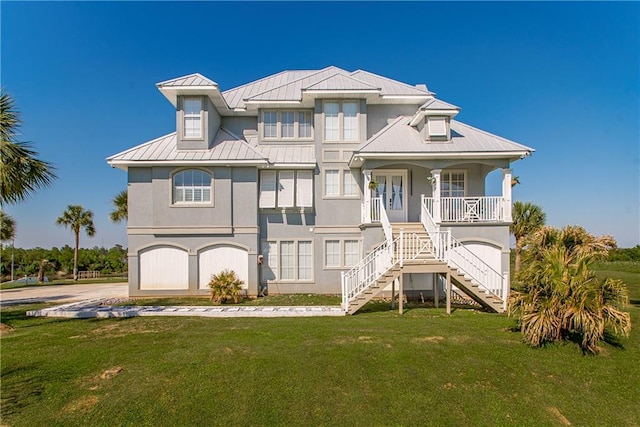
[363,170,372,223]
[399,273,404,315]
[502,168,513,222]
[446,271,451,315]
[434,273,439,308]
[431,169,442,224]
[391,277,396,310]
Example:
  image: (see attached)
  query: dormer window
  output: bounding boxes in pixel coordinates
[183,97,203,139]
[428,117,447,137]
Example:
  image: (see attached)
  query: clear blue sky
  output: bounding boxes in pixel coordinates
[2,1,639,249]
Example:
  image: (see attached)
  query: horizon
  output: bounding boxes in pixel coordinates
[2,2,639,248]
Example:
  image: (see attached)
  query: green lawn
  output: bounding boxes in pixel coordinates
[0,276,126,291]
[1,265,639,426]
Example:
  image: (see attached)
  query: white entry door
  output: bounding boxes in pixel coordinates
[373,170,407,222]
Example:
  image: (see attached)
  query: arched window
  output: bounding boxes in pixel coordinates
[173,169,212,204]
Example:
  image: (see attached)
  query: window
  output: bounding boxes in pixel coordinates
[428,117,447,137]
[324,169,360,198]
[324,239,361,268]
[183,97,203,138]
[262,110,313,140]
[323,100,359,142]
[260,170,314,209]
[173,169,212,204]
[324,170,340,197]
[325,240,340,268]
[264,111,278,138]
[262,240,313,281]
[298,111,312,138]
[441,171,465,197]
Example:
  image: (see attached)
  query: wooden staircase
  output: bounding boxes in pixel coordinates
[342,222,507,315]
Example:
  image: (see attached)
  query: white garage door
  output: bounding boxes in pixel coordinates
[199,246,249,290]
[139,247,189,290]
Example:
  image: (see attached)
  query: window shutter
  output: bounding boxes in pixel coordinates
[296,170,313,207]
[278,171,294,208]
[259,170,276,208]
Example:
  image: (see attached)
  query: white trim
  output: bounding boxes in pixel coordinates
[372,169,408,222]
[355,152,531,159]
[270,163,316,169]
[108,160,269,167]
[261,239,314,283]
[322,237,363,270]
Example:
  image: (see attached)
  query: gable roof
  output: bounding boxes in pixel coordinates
[355,116,533,159]
[157,73,217,87]
[107,129,267,168]
[420,98,460,111]
[349,70,433,96]
[303,73,380,92]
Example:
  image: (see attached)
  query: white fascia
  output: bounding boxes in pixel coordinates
[355,151,532,160]
[268,163,317,169]
[108,159,269,168]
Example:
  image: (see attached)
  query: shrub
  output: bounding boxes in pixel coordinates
[208,269,244,304]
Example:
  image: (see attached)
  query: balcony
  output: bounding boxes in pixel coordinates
[422,196,509,223]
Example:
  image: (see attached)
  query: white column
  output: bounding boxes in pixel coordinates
[363,170,372,223]
[502,168,512,222]
[431,169,442,223]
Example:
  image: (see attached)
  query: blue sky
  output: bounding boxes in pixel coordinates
[2,1,639,249]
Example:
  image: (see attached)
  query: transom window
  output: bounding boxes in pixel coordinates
[323,100,359,142]
[324,169,360,198]
[262,240,313,282]
[173,169,212,204]
[441,171,465,197]
[262,110,314,140]
[183,97,203,139]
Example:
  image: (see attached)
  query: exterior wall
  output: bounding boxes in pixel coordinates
[367,104,422,139]
[221,116,257,139]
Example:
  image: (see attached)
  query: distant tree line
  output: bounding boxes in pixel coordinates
[607,245,640,262]
[0,245,127,280]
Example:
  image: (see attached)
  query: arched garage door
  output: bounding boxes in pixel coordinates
[199,246,249,290]
[464,242,503,275]
[139,246,189,290]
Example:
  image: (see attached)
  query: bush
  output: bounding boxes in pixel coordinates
[208,269,244,304]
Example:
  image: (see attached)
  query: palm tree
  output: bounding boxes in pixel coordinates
[1,211,15,243]
[56,205,96,281]
[509,226,630,354]
[0,90,57,205]
[109,190,128,223]
[510,201,546,274]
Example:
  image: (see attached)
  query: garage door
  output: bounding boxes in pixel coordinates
[464,242,503,274]
[199,246,249,290]
[139,246,189,290]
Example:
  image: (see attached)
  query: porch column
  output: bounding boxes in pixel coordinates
[502,168,513,222]
[363,170,372,223]
[431,169,442,223]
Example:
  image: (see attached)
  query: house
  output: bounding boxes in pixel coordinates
[107,66,534,314]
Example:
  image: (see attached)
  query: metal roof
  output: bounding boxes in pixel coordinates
[356,116,534,155]
[349,70,433,96]
[420,98,459,110]
[107,129,267,164]
[303,73,380,92]
[245,67,351,102]
[157,73,217,87]
[257,145,316,165]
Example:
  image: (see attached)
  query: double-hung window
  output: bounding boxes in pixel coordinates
[441,171,465,197]
[323,100,359,141]
[259,170,313,209]
[324,169,360,198]
[264,111,278,138]
[183,97,203,139]
[173,169,212,204]
[262,240,313,282]
[324,239,361,268]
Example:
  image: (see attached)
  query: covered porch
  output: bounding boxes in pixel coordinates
[360,163,513,226]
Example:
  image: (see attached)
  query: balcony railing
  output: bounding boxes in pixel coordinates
[423,196,506,223]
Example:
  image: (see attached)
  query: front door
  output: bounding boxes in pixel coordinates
[373,170,407,222]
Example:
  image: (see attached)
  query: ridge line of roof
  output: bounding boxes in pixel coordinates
[244,66,349,101]
[302,72,380,91]
[218,127,269,160]
[156,73,216,87]
[350,70,432,95]
[106,132,177,161]
[221,69,294,95]
[356,115,408,152]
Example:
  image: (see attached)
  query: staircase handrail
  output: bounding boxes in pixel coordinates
[378,197,393,244]
[421,196,506,300]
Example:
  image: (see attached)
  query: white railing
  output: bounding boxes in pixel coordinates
[423,196,506,223]
[362,197,383,224]
[378,198,393,244]
[421,197,508,303]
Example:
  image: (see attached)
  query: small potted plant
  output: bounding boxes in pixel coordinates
[368,180,378,191]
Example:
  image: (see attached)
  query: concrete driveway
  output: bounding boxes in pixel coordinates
[0,283,128,306]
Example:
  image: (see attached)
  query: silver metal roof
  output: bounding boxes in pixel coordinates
[245,67,351,102]
[303,73,379,91]
[157,73,217,87]
[257,145,316,165]
[356,116,534,154]
[107,129,267,164]
[349,70,433,96]
[420,98,459,110]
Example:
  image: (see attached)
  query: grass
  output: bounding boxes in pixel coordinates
[1,265,639,426]
[0,276,126,291]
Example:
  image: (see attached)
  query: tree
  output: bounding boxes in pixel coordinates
[509,226,630,354]
[55,205,96,281]
[109,190,128,223]
[0,90,56,205]
[510,201,546,274]
[208,269,244,303]
[1,211,15,243]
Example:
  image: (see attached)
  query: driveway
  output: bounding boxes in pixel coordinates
[0,283,128,306]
